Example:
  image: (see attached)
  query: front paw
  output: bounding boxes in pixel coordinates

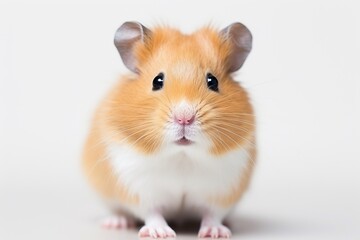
[198,224,231,238]
[139,225,176,239]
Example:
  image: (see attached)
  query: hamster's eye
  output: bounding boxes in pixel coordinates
[152,73,164,91]
[206,73,219,92]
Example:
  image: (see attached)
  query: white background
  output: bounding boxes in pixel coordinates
[0,0,359,239]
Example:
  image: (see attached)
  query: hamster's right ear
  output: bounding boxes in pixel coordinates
[114,21,151,73]
[220,22,253,73]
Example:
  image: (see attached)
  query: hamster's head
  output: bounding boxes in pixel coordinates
[108,22,254,155]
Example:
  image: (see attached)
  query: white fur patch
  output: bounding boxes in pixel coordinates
[107,136,251,221]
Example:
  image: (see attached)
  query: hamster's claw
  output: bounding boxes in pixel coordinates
[138,225,176,239]
[198,224,231,238]
[101,215,134,229]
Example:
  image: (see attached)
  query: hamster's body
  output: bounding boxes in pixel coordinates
[83,22,256,238]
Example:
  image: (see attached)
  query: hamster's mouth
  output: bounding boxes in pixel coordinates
[175,137,193,146]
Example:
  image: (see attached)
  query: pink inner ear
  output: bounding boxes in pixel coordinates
[116,26,142,42]
[114,22,150,73]
[220,22,252,73]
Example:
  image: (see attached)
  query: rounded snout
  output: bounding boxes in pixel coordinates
[173,100,196,126]
[175,114,195,126]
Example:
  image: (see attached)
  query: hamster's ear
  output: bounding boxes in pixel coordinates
[114,21,151,73]
[220,22,252,72]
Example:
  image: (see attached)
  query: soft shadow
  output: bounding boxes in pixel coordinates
[168,219,201,234]
[164,214,310,236]
[132,219,201,234]
[228,214,311,236]
[92,214,311,238]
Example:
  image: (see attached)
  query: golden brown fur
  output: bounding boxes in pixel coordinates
[82,25,255,208]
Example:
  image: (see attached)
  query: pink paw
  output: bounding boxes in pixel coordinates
[138,225,176,239]
[198,224,231,238]
[101,216,134,229]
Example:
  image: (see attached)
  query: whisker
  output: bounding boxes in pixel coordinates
[210,118,256,127]
[215,122,254,135]
[88,130,121,150]
[129,127,160,149]
[141,129,163,152]
[216,112,255,116]
[208,125,256,148]
[205,129,233,153]
[209,126,242,149]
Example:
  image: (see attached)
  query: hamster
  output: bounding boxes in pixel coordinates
[82,21,256,239]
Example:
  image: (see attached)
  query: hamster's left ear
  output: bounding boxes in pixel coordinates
[220,22,253,72]
[114,21,151,73]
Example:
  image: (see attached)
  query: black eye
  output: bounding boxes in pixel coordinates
[206,73,218,92]
[152,73,164,91]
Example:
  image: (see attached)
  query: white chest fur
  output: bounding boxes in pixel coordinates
[107,141,251,220]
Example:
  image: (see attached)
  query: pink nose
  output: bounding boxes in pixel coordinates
[175,115,195,125]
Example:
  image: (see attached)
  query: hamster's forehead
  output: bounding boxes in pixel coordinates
[168,61,200,80]
[147,27,225,75]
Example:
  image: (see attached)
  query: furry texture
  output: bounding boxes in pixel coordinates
[82,23,256,237]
